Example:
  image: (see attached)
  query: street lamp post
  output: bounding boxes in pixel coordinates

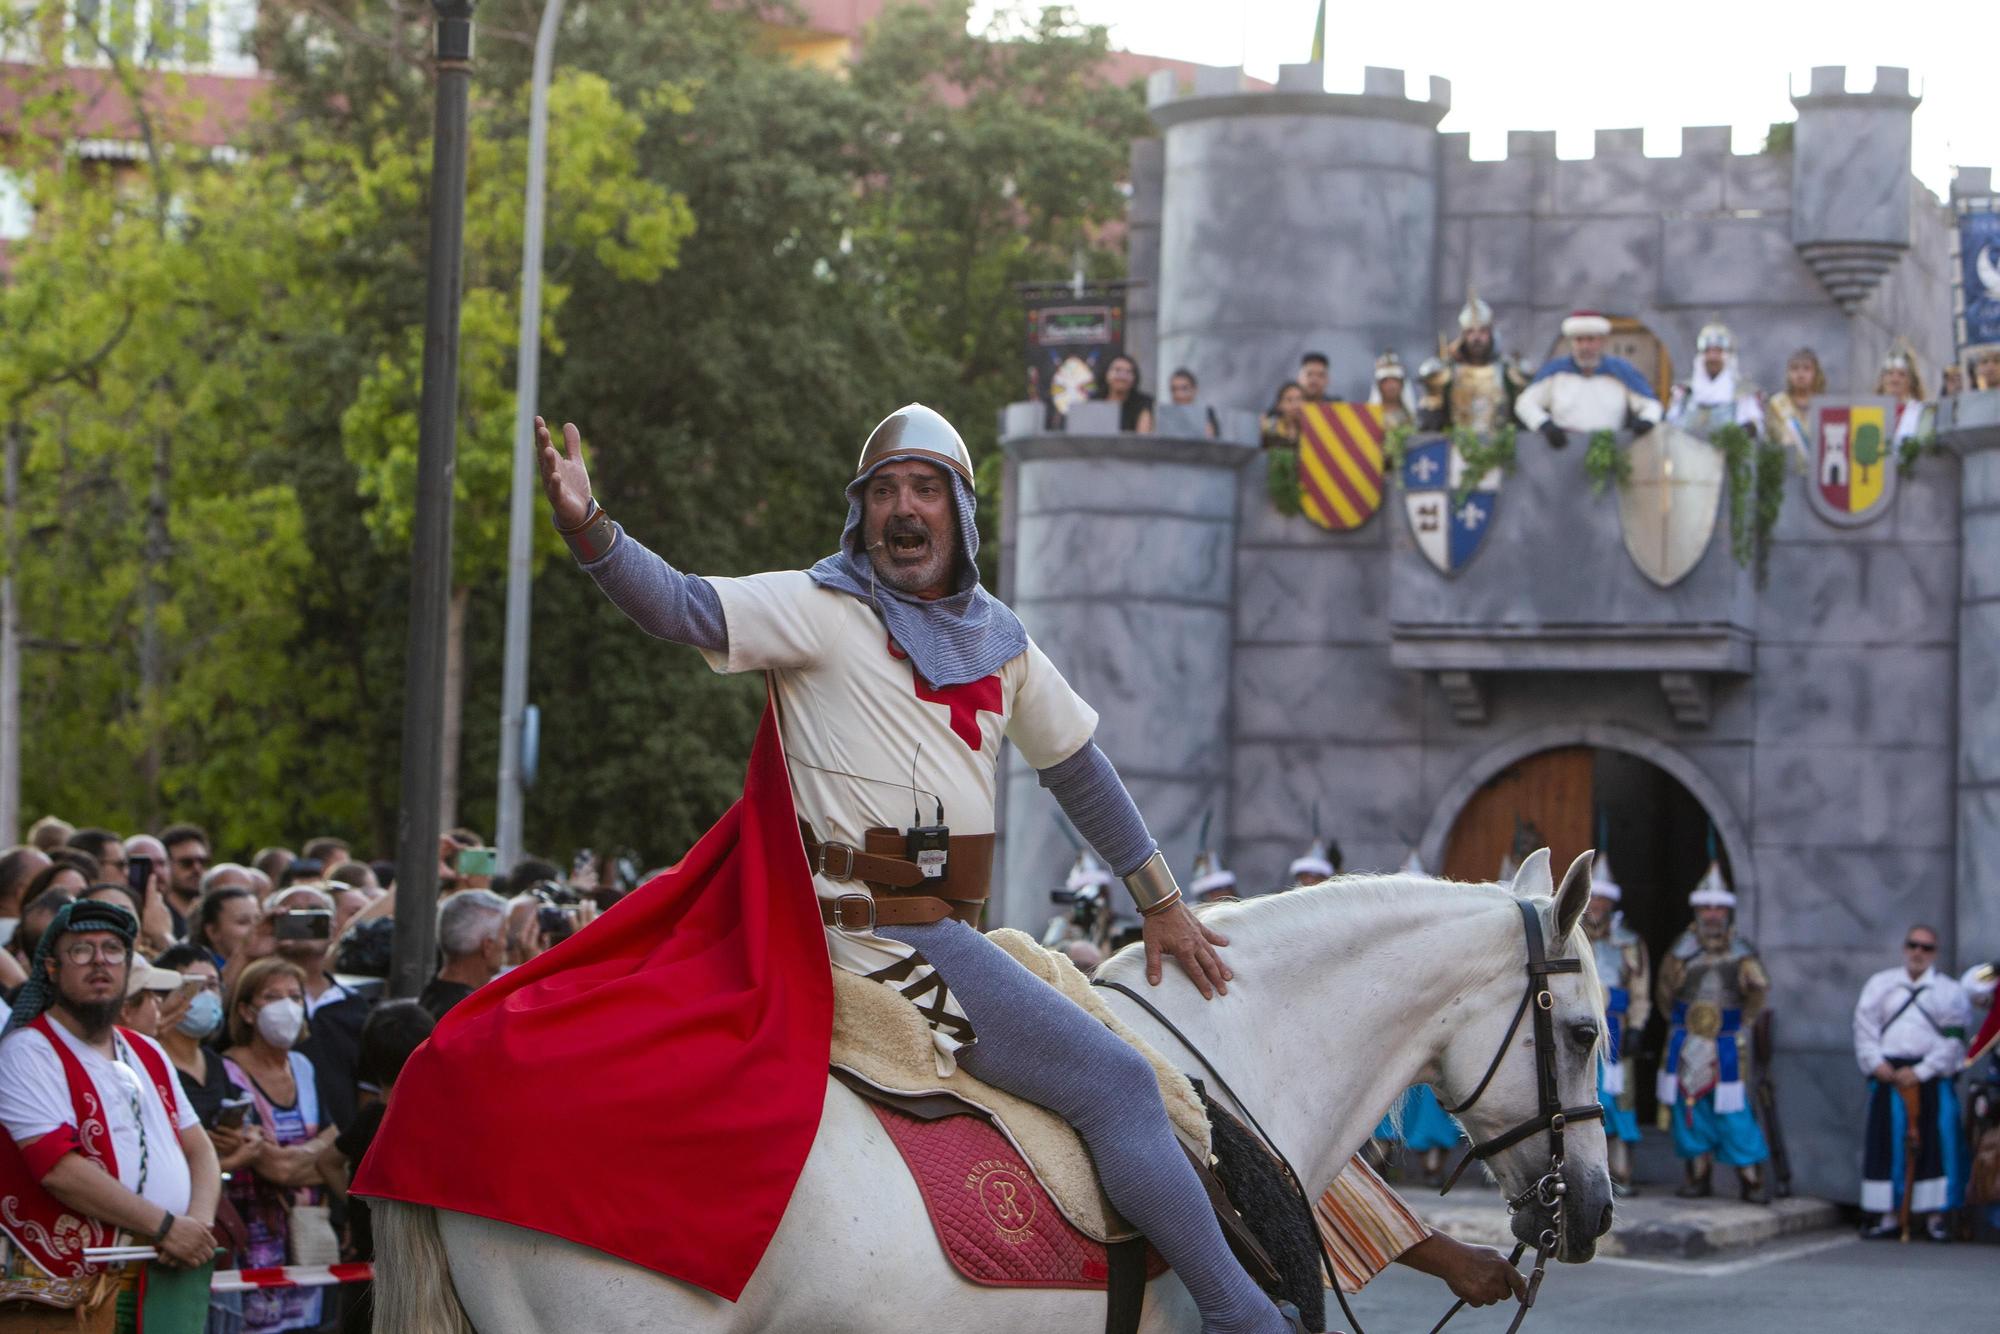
[390,0,477,1001]
[494,0,566,875]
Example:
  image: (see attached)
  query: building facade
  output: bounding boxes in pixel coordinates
[999,63,1997,1204]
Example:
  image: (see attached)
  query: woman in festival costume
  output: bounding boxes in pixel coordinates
[1764,346,1825,469]
[1261,380,1305,449]
[1875,339,1927,443]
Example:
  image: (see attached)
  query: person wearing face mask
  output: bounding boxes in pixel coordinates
[220,958,337,1334]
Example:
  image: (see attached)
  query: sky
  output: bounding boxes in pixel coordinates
[972,0,1990,199]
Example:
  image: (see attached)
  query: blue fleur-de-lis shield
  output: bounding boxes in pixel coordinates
[1401,435,1500,575]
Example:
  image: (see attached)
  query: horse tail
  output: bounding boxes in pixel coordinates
[372,1199,475,1334]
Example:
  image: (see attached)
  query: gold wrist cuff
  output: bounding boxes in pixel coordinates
[1124,851,1180,915]
[560,502,618,563]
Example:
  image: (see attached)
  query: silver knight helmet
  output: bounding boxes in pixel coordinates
[854,403,974,486]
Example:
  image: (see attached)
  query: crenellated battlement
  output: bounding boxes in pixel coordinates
[1146,62,1450,129]
[1439,124,1758,164]
[1792,64,1920,107]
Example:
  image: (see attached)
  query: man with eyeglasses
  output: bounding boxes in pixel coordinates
[0,900,221,1323]
[1853,924,1973,1241]
[157,825,211,941]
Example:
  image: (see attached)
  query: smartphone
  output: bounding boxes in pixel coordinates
[274,909,333,942]
[126,855,154,897]
[214,1098,253,1130]
[455,846,498,878]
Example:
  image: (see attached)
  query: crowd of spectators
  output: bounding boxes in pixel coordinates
[0,815,627,1333]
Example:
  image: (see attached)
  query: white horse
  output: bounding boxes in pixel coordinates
[374,849,1612,1333]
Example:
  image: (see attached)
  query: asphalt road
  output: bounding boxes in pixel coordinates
[1334,1231,1988,1333]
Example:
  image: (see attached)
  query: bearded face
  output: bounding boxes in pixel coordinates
[861,460,958,598]
[1458,325,1493,363]
[1584,896,1614,934]
[1695,904,1732,949]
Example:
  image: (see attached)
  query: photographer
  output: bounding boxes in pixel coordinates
[228,889,371,1137]
[420,891,507,1021]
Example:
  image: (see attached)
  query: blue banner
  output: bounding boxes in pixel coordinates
[1961,207,2000,350]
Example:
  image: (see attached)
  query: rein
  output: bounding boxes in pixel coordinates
[1094,898,1599,1334]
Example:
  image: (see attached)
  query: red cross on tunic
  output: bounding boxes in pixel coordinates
[887,638,1002,751]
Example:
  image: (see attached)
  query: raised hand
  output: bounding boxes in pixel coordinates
[536,416,595,529]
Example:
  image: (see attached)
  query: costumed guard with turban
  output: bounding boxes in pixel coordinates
[1435,291,1528,435]
[1667,322,1762,441]
[1853,927,1972,1241]
[357,406,1323,1334]
[0,902,219,1331]
[1514,311,1663,446]
[1582,856,1650,1196]
[1367,352,1416,430]
[1655,863,1770,1199]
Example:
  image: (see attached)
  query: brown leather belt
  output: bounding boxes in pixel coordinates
[802,820,993,930]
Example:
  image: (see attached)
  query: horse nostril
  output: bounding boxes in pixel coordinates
[1597,1203,1615,1236]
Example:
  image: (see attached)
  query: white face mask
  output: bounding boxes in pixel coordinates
[254,998,305,1050]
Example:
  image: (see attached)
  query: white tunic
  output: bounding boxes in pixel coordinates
[1514,365,1663,433]
[701,571,1098,1068]
[1667,364,1761,433]
[1853,965,1970,1081]
[0,1023,199,1215]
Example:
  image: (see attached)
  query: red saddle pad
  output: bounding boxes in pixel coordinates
[870,1102,1168,1289]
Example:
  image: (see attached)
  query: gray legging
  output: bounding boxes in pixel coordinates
[880,919,1287,1334]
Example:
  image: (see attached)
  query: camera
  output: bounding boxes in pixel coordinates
[530,881,583,943]
[275,909,332,942]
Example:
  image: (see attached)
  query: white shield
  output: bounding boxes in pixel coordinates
[1617,424,1723,588]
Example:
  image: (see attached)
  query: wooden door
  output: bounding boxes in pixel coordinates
[1442,746,1594,884]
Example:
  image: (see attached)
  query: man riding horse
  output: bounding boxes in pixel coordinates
[533,405,1301,1332]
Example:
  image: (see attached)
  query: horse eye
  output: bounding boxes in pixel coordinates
[1568,1023,1599,1051]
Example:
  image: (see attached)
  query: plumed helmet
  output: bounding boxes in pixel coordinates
[855,404,974,486]
[1687,860,1737,909]
[1458,289,1493,331]
[1372,351,1407,383]
[1695,321,1733,353]
[1289,837,1336,881]
[1188,848,1237,899]
[1590,852,1624,904]
[1065,849,1115,896]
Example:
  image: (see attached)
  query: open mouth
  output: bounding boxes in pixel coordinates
[886,531,929,561]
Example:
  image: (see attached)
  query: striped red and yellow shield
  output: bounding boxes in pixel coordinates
[1297,402,1386,531]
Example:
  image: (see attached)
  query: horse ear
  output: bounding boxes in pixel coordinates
[1554,849,1594,941]
[1508,848,1553,900]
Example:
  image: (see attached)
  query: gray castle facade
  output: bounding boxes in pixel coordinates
[993,64,2000,1204]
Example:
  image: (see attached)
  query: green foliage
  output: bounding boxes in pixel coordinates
[1448,424,1517,505]
[1711,423,1786,581]
[1897,431,1943,475]
[1266,448,1303,516]
[1382,422,1413,477]
[1583,430,1629,495]
[1763,122,1793,154]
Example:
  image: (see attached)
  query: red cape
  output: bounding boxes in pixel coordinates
[1973,992,1999,1065]
[354,696,832,1300]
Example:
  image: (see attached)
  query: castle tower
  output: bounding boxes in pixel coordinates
[1789,66,1922,314]
[1146,64,1450,404]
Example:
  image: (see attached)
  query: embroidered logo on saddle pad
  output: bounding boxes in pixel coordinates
[870,1103,1167,1289]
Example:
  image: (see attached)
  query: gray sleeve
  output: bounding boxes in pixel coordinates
[577,523,728,652]
[1036,741,1158,879]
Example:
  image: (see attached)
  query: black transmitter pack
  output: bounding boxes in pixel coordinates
[907,823,950,880]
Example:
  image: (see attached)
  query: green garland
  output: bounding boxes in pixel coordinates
[1266,446,1302,516]
[1897,432,1943,476]
[1382,422,1414,478]
[1710,423,1786,581]
[1448,423,1517,504]
[1582,429,1628,495]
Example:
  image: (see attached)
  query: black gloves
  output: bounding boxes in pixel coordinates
[1623,410,1654,434]
[1541,419,1568,449]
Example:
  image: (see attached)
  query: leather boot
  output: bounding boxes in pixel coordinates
[1737,1165,1764,1203]
[1675,1156,1713,1198]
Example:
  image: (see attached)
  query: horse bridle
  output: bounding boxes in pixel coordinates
[1095,897,1600,1334]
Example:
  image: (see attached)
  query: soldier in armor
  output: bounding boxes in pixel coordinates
[1437,291,1527,436]
[1583,855,1650,1196]
[1666,322,1762,440]
[1655,862,1771,1199]
[1188,843,1240,905]
[1764,346,1826,468]
[1368,351,1416,430]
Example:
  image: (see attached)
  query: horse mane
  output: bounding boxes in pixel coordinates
[1110,870,1602,1003]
